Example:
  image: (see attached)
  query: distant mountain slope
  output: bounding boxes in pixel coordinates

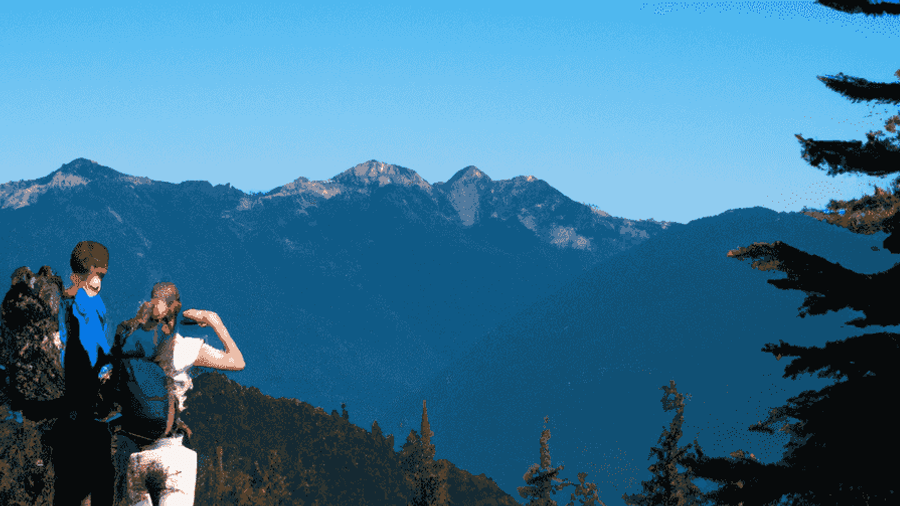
[0,158,680,440]
[184,371,524,506]
[0,368,523,506]
[384,207,898,505]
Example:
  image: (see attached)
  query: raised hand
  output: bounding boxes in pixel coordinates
[183,309,218,327]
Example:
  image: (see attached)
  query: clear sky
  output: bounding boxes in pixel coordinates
[3,1,899,224]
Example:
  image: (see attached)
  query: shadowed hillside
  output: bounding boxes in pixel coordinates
[384,207,898,505]
[0,370,521,505]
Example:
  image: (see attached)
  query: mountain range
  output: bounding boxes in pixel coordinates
[3,159,889,504]
[0,159,676,491]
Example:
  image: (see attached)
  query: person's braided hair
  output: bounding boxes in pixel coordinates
[112,282,182,359]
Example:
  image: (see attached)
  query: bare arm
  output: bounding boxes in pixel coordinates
[185,310,245,371]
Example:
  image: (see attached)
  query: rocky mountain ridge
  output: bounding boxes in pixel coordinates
[0,157,684,463]
[1,158,681,254]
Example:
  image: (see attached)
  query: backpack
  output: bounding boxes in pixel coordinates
[110,328,178,444]
[0,266,66,419]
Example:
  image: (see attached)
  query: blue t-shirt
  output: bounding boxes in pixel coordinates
[59,288,111,370]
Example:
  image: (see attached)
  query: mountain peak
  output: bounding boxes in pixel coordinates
[511,174,541,184]
[446,166,491,186]
[333,160,431,191]
[0,159,143,210]
[54,158,124,181]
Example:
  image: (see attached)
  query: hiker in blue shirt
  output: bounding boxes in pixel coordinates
[60,278,109,369]
[48,240,120,506]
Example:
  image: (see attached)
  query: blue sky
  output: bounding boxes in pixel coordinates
[2,1,899,224]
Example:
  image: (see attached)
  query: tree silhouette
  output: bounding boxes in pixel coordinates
[683,2,900,504]
[517,416,575,506]
[816,0,900,16]
[622,381,705,506]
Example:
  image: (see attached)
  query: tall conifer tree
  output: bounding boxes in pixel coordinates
[622,381,705,506]
[683,2,900,505]
[518,416,574,506]
[566,472,605,506]
[399,400,450,506]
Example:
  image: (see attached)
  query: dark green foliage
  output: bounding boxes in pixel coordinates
[516,417,606,506]
[726,240,897,328]
[401,430,450,506]
[565,472,605,506]
[815,70,900,105]
[197,445,292,506]
[683,333,899,505]
[795,70,900,181]
[681,445,784,506]
[692,5,900,504]
[800,183,900,239]
[0,266,65,410]
[443,462,521,506]
[399,400,450,506]
[0,369,524,505]
[183,371,516,505]
[0,405,55,505]
[0,265,63,505]
[517,416,574,506]
[186,371,411,505]
[795,130,900,178]
[622,381,705,506]
[816,0,900,16]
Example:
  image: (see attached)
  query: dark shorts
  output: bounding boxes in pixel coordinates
[44,418,140,506]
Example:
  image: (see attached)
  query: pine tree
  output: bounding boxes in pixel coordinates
[622,381,705,506]
[517,416,574,506]
[682,2,900,504]
[399,400,450,506]
[250,450,291,506]
[565,472,606,506]
[816,0,900,15]
[400,429,425,499]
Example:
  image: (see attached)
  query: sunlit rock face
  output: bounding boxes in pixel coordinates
[432,165,675,256]
[333,160,434,193]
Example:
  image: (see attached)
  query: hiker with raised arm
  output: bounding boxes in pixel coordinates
[108,281,244,506]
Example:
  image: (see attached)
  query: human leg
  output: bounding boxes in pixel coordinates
[108,432,139,506]
[84,420,120,506]
[48,419,93,506]
[125,437,197,506]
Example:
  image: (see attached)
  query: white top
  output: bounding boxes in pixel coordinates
[143,434,186,451]
[154,332,208,412]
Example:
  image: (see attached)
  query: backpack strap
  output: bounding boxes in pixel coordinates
[164,389,176,438]
[174,418,192,439]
